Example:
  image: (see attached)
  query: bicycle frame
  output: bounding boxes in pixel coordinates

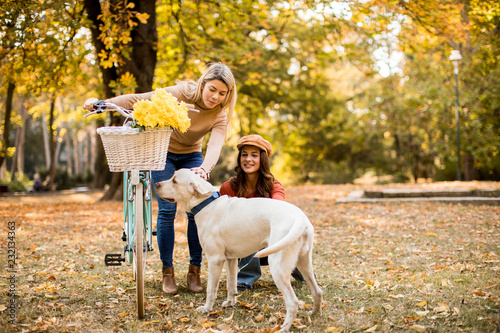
[123,171,153,264]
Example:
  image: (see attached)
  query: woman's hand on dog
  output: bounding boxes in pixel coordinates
[191,167,209,181]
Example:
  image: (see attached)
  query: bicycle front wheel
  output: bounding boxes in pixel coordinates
[134,181,145,319]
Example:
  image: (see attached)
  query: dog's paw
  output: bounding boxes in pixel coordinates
[308,309,321,316]
[196,305,209,313]
[222,300,236,308]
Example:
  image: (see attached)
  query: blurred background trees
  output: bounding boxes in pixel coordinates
[1,0,499,194]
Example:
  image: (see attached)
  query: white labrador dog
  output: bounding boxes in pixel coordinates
[155,169,322,332]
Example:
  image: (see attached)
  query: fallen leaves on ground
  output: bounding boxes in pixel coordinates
[0,182,499,332]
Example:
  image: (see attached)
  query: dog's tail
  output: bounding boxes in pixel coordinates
[254,217,308,258]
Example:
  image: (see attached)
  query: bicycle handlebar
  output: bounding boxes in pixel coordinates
[84,100,199,119]
[84,101,133,119]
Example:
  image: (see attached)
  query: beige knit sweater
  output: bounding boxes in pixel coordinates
[106,85,227,172]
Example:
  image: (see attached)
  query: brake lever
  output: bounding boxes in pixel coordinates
[93,100,107,114]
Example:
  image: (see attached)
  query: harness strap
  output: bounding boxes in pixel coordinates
[190,191,221,215]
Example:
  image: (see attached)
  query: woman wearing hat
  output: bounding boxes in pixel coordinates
[219,134,304,290]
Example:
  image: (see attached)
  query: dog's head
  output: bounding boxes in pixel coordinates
[155,169,216,209]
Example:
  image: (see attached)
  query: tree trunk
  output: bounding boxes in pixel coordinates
[84,0,157,200]
[84,0,118,190]
[123,0,157,93]
[60,98,73,177]
[10,99,27,181]
[89,123,97,173]
[42,111,50,169]
[73,130,81,175]
[0,81,15,169]
[47,95,57,190]
[463,153,478,181]
[64,123,73,177]
[55,131,63,169]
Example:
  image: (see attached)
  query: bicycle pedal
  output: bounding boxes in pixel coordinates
[152,230,157,236]
[104,253,125,266]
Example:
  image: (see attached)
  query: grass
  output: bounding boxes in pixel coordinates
[0,182,499,332]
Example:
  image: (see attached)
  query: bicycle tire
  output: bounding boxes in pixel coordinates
[134,181,145,319]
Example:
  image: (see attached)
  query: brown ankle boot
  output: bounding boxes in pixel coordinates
[187,264,203,293]
[162,267,178,295]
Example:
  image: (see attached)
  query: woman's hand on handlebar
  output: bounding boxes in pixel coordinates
[84,98,99,111]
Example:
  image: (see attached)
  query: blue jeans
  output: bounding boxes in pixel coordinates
[152,152,204,269]
[238,254,305,288]
[237,253,262,287]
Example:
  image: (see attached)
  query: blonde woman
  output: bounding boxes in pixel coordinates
[84,63,237,295]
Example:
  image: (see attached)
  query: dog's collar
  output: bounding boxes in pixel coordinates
[190,191,221,216]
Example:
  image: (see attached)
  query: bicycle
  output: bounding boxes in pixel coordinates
[84,100,196,319]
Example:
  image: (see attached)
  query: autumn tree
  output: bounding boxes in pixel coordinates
[0,0,90,187]
[84,0,157,199]
[350,0,500,181]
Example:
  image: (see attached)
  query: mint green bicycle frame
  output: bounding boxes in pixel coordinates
[123,171,153,264]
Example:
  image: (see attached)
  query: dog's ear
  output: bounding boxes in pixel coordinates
[190,178,214,198]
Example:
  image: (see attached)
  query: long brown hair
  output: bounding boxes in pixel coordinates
[229,148,275,198]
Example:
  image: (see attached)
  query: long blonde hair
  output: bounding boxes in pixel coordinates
[178,62,237,132]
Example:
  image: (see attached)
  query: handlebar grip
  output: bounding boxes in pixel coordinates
[93,100,106,110]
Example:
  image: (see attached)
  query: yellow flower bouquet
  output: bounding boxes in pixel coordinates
[132,89,191,132]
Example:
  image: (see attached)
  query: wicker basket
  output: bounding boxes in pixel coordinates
[97,126,173,172]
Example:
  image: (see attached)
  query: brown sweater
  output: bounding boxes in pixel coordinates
[106,85,227,172]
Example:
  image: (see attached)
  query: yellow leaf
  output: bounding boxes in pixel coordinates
[433,302,449,313]
[128,19,138,27]
[140,320,159,327]
[325,327,341,332]
[382,304,394,311]
[0,305,7,312]
[201,321,217,328]
[136,12,150,24]
[410,324,426,332]
[255,313,265,322]
[223,311,234,322]
[416,310,429,316]
[417,301,427,307]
